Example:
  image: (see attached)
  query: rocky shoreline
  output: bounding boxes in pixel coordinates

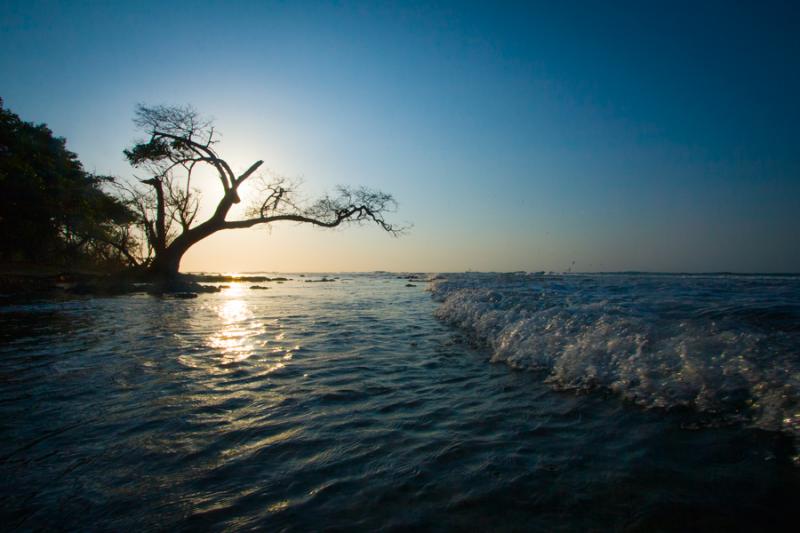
[0,270,298,298]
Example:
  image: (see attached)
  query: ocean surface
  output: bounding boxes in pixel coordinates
[1,272,799,531]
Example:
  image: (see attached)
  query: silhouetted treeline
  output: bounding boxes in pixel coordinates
[0,98,134,270]
[1,100,399,282]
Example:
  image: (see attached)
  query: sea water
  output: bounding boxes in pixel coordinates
[1,273,798,530]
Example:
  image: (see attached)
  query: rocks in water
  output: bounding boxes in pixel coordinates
[0,271,224,297]
[305,277,336,283]
[70,279,140,296]
[405,283,417,287]
[399,273,428,284]
[189,274,291,283]
[148,278,220,295]
[250,285,270,290]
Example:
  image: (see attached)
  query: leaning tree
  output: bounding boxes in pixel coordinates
[119,105,400,278]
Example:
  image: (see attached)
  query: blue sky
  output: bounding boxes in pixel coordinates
[2,1,798,272]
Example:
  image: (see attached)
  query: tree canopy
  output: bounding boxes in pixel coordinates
[0,99,135,269]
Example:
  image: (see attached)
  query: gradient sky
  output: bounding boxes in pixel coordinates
[2,0,799,272]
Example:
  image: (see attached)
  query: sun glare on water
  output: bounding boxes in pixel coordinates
[206,285,263,363]
[203,284,293,373]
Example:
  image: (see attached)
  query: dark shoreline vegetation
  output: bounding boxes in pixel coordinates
[0,99,400,285]
[0,269,304,297]
[0,99,135,274]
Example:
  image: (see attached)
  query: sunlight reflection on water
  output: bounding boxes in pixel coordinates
[201,285,296,372]
[208,297,262,363]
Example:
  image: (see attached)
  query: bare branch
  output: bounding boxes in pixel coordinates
[235,160,264,186]
[230,185,403,235]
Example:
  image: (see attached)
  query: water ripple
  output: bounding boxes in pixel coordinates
[1,274,798,531]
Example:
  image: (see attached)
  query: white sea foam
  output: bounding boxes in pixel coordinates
[431,273,800,439]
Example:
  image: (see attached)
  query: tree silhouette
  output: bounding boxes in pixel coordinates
[0,98,136,269]
[120,105,400,278]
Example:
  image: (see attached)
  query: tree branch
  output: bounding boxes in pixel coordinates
[150,130,235,191]
[235,160,264,186]
[223,203,401,234]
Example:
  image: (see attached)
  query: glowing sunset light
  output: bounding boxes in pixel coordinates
[3,2,797,273]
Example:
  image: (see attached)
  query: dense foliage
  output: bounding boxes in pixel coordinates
[0,99,136,270]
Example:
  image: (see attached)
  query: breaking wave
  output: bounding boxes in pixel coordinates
[431,273,800,440]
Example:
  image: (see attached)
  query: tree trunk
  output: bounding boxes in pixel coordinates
[145,216,227,280]
[153,179,166,255]
[147,247,186,279]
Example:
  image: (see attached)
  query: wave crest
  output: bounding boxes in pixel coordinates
[431,273,800,440]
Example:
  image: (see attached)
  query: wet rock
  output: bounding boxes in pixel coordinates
[188,274,290,283]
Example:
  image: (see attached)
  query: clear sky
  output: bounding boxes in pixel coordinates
[2,0,798,272]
